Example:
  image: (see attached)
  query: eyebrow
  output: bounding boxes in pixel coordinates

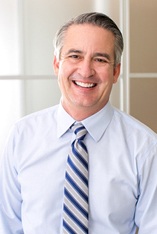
[94,52,111,61]
[65,49,82,55]
[65,49,112,61]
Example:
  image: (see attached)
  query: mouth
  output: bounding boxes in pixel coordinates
[73,81,96,88]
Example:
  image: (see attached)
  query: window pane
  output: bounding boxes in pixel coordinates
[0,80,23,155]
[130,78,157,132]
[0,0,20,75]
[130,0,157,73]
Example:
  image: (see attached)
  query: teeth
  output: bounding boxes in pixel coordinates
[75,81,95,88]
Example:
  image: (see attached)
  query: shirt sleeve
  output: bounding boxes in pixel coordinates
[135,143,157,233]
[0,126,23,234]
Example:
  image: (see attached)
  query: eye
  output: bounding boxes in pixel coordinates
[94,57,109,64]
[68,54,81,59]
[66,53,82,63]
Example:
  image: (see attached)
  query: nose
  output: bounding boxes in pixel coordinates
[78,58,95,78]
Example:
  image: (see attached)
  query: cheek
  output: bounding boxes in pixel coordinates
[57,72,69,94]
[57,62,69,79]
[98,71,115,92]
[58,76,65,91]
[98,70,112,83]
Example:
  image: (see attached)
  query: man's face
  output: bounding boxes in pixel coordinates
[53,24,120,119]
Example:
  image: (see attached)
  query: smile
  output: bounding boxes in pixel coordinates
[74,81,96,88]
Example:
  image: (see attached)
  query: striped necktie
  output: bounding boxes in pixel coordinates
[63,123,89,234]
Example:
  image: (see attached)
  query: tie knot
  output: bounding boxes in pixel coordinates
[72,123,87,140]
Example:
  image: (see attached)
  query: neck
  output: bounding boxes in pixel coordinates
[61,102,107,121]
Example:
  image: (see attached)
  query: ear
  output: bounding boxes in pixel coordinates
[53,56,60,76]
[113,63,121,84]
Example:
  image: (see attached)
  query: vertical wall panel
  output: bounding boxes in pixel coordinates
[0,0,20,75]
[130,0,157,132]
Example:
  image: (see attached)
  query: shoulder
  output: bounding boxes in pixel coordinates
[111,108,157,170]
[18,105,58,125]
[112,107,157,142]
[11,105,59,137]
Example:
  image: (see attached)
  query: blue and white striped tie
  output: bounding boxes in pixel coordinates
[63,123,88,234]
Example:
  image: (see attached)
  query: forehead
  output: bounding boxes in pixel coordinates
[62,24,115,52]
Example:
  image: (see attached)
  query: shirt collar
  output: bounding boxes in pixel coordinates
[82,102,114,142]
[57,102,114,141]
[57,104,75,138]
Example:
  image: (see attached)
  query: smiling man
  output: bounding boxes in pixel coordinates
[1,12,157,234]
[53,23,120,121]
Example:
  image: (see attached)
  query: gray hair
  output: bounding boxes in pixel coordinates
[53,12,124,66]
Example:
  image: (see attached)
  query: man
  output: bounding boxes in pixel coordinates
[0,12,157,234]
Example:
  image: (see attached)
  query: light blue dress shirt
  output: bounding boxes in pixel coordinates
[0,102,157,234]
